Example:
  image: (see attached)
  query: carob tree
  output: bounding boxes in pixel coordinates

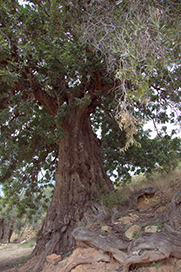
[0,0,181,271]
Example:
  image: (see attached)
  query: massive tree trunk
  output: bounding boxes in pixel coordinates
[31,105,113,271]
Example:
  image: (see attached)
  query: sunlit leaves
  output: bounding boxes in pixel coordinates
[80,0,181,147]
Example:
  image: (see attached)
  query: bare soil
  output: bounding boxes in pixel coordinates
[0,243,34,272]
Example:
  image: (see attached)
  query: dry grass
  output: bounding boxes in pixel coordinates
[118,162,181,202]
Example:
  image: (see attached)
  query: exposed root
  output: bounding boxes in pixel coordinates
[19,191,181,272]
[71,191,181,272]
[129,187,159,209]
[82,201,110,225]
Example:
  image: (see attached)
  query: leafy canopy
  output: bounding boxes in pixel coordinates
[0,0,181,216]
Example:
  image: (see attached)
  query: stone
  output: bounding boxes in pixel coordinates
[125,225,141,239]
[176,259,181,269]
[71,263,93,272]
[136,264,180,272]
[118,213,139,225]
[72,262,106,272]
[46,253,61,265]
[71,260,120,272]
[145,225,158,233]
[117,216,132,225]
[129,213,140,220]
[156,206,166,213]
[20,240,26,244]
[57,247,111,272]
[149,265,179,272]
[101,225,112,232]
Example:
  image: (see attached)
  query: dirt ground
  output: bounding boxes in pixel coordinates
[0,243,34,272]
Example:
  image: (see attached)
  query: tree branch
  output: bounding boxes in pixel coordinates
[33,89,58,116]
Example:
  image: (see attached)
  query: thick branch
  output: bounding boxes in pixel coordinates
[75,71,117,121]
[14,80,58,116]
[94,71,116,93]
[33,89,58,116]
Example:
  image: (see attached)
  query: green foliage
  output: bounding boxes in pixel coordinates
[100,114,181,184]
[98,190,125,208]
[13,255,30,266]
[153,218,162,230]
[65,250,74,257]
[0,186,52,235]
[0,0,181,223]
[81,0,181,148]
[21,239,36,248]
[133,231,142,238]
[152,261,161,267]
[124,226,130,232]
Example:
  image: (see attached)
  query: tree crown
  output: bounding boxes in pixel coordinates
[0,0,181,216]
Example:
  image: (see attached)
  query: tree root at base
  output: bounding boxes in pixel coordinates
[71,191,181,272]
[30,191,181,272]
[71,224,181,272]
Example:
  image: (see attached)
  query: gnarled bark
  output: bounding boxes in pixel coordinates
[129,187,159,209]
[31,106,113,272]
[70,191,181,272]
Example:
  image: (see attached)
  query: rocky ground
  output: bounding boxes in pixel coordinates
[1,169,181,272]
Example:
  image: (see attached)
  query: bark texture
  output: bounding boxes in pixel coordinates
[0,218,14,243]
[70,191,181,272]
[0,218,5,242]
[31,106,113,271]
